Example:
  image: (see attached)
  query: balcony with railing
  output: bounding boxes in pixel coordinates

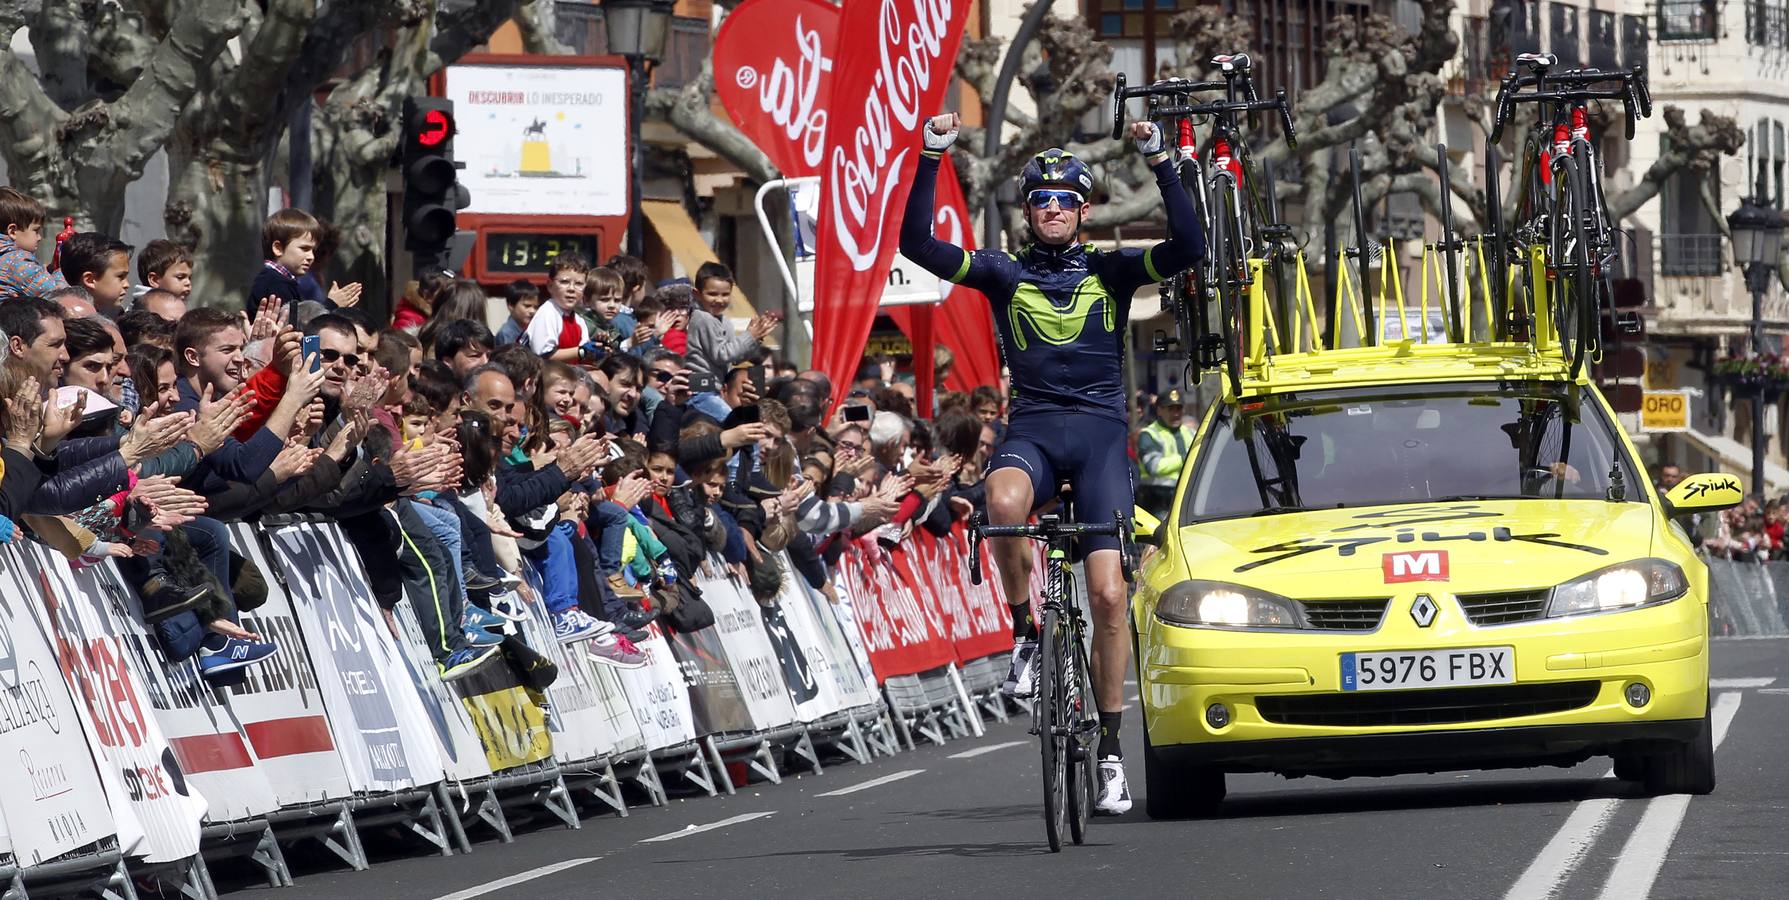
[1647,234,1789,335]
[553,2,712,91]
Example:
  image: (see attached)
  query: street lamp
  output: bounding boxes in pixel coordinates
[604,0,676,257]
[1726,178,1784,499]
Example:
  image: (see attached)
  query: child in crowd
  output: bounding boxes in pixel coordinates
[59,232,132,316]
[393,268,454,333]
[134,239,193,303]
[250,208,319,316]
[496,279,540,347]
[0,186,60,298]
[581,267,632,349]
[685,261,775,420]
[525,251,602,364]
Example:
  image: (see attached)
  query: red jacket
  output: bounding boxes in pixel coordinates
[231,365,288,443]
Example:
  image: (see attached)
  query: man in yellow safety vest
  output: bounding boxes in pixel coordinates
[1136,390,1195,518]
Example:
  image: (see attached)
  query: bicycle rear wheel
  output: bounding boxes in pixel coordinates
[1551,155,1593,378]
[1484,145,1510,340]
[1213,185,1245,397]
[1037,604,1067,852]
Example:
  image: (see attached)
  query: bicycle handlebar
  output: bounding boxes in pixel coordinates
[1490,65,1650,143]
[967,510,1131,586]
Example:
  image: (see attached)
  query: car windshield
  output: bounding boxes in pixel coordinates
[1184,381,1645,520]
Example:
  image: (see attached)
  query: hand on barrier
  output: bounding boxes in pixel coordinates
[923,112,960,151]
[209,617,263,643]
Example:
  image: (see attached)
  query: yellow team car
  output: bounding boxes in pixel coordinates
[1131,345,1745,819]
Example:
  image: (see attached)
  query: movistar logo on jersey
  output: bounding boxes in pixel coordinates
[1008,277,1115,350]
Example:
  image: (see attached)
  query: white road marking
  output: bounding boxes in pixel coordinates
[815,769,926,797]
[1506,689,1746,900]
[431,858,600,900]
[1594,692,1743,900]
[1503,777,1618,900]
[1709,677,1776,689]
[639,812,776,843]
[949,741,1026,759]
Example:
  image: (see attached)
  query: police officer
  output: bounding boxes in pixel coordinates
[1136,390,1196,518]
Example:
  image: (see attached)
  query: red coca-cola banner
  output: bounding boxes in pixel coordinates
[713,0,837,178]
[811,0,972,410]
[885,154,1002,397]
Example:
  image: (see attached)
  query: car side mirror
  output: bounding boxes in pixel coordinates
[1133,514,1167,547]
[1662,473,1746,518]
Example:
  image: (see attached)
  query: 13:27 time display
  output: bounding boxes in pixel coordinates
[485,233,600,273]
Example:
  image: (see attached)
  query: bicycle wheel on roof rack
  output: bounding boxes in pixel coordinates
[1212,186,1246,399]
[1550,154,1594,378]
[1484,145,1510,340]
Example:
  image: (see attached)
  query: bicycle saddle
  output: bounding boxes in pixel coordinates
[1516,52,1557,70]
[1211,53,1253,73]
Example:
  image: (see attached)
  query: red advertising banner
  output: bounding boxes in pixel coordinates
[811,0,972,410]
[712,0,837,178]
[835,537,957,681]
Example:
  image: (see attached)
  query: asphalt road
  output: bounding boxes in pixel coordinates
[235,637,1789,900]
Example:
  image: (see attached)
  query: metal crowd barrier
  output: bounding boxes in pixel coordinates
[0,507,1017,898]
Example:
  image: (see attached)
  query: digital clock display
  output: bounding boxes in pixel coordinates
[485,233,600,273]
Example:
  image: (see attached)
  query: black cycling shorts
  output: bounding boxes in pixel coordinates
[987,410,1133,554]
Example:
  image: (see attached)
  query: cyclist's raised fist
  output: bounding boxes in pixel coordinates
[1130,120,1166,158]
[924,113,960,152]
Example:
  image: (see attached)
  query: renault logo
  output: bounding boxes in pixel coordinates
[1410,594,1438,628]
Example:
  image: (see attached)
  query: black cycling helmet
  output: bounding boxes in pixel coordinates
[1020,148,1094,199]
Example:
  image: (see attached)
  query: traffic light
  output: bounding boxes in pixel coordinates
[401,97,471,267]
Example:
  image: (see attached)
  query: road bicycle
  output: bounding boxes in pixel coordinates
[969,503,1127,852]
[1489,52,1650,376]
[1112,53,1299,398]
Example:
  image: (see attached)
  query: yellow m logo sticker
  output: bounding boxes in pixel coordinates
[1008,278,1115,350]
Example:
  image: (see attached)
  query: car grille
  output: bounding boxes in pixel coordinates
[1456,589,1551,626]
[1256,681,1600,727]
[1301,599,1389,631]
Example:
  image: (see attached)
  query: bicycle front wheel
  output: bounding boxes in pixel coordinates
[1065,618,1098,844]
[1212,185,1246,397]
[1037,604,1067,852]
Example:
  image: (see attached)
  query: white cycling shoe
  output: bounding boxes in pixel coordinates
[1001,639,1039,699]
[1096,756,1133,815]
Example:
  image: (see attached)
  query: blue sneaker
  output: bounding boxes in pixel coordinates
[552,608,611,645]
[656,557,680,586]
[463,605,509,642]
[199,637,278,680]
[438,645,499,681]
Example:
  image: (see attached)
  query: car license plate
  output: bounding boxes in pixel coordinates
[1340,647,1514,691]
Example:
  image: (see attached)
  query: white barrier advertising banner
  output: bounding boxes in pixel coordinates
[84,562,280,825]
[700,574,798,732]
[823,576,882,693]
[797,579,880,715]
[267,524,439,793]
[516,598,643,764]
[614,626,696,752]
[0,550,116,866]
[224,526,356,805]
[390,604,494,784]
[24,544,206,864]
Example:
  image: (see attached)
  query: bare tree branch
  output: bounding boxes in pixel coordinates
[1606,106,1745,221]
[31,0,90,110]
[515,0,573,55]
[647,59,779,184]
[106,0,249,170]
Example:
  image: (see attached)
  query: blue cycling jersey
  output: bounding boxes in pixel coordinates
[899,151,1205,423]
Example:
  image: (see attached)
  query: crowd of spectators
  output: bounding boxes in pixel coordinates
[0,192,1007,691]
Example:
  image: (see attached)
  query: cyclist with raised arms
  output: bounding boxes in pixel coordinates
[900,112,1204,815]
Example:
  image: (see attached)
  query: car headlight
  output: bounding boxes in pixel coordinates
[1156,580,1306,629]
[1547,559,1688,618]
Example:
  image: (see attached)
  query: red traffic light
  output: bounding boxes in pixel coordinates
[416,108,454,148]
